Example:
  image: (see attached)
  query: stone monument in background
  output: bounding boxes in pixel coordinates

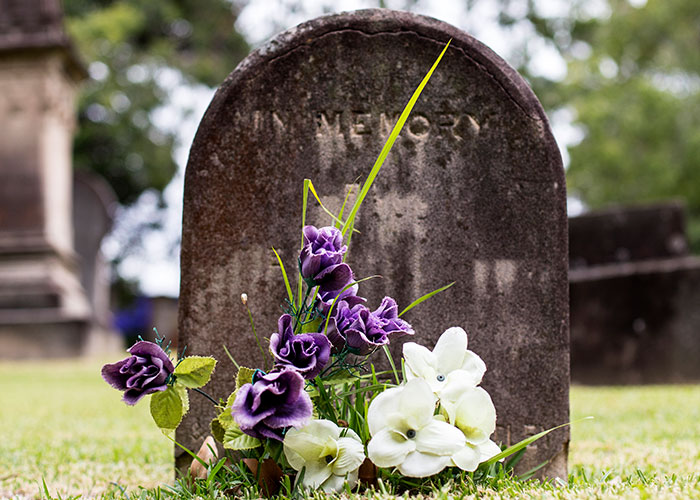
[0,0,119,357]
[570,202,700,383]
[178,10,569,478]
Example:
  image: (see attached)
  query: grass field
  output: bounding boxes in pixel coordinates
[1,358,699,499]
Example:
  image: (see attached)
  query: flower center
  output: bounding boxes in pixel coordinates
[325,454,334,464]
[406,429,417,439]
[436,374,445,382]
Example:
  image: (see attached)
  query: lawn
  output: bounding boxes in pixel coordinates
[1,359,699,499]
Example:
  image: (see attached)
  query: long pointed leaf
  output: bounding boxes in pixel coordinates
[297,179,310,308]
[341,40,452,237]
[399,282,455,317]
[322,275,382,334]
[272,246,294,306]
[482,417,592,467]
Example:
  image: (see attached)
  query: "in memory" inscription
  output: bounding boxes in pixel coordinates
[315,110,480,143]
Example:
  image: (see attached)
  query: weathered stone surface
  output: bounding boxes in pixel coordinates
[178,9,568,477]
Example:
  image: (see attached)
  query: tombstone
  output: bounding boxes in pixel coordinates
[178,9,569,478]
[570,202,700,383]
[72,171,122,355]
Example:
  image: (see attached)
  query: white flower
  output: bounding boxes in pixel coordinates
[367,379,466,477]
[403,327,486,395]
[283,419,365,492]
[439,374,496,445]
[451,439,502,472]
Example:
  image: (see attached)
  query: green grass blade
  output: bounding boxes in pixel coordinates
[481,417,592,467]
[399,282,455,317]
[341,39,452,237]
[382,345,401,385]
[298,179,310,308]
[271,246,294,306]
[322,275,382,334]
[306,179,350,229]
[335,184,356,230]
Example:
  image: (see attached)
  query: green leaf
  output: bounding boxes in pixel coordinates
[236,366,257,390]
[306,179,351,229]
[272,247,295,307]
[223,425,261,450]
[174,356,216,388]
[300,317,322,333]
[399,282,455,317]
[210,417,226,443]
[481,418,592,467]
[341,40,452,237]
[382,345,401,385]
[150,386,184,430]
[322,275,381,335]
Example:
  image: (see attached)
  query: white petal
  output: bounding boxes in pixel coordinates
[284,430,324,469]
[402,342,436,382]
[432,327,468,373]
[397,450,452,478]
[478,439,503,463]
[284,447,305,472]
[460,350,487,385]
[320,473,346,493]
[437,370,480,423]
[301,460,333,489]
[454,387,496,444]
[451,444,481,472]
[367,428,415,468]
[332,437,365,475]
[284,420,340,470]
[398,379,436,430]
[367,386,403,436]
[414,419,466,456]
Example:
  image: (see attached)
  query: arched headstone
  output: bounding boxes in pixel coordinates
[178,9,569,477]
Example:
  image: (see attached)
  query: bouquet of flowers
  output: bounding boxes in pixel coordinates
[102,40,563,497]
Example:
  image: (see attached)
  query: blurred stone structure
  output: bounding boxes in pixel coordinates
[0,0,119,357]
[570,202,700,383]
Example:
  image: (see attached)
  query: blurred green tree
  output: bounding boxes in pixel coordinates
[521,0,700,248]
[62,0,249,300]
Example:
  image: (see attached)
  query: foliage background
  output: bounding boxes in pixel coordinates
[63,0,700,299]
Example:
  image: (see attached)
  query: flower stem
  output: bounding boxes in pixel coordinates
[192,387,218,406]
[244,299,271,371]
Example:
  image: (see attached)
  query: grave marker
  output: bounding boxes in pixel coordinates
[178,9,569,477]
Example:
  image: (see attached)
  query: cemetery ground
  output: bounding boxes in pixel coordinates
[1,359,700,500]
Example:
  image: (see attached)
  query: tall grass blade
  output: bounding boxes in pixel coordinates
[481,417,592,467]
[382,345,401,385]
[322,275,381,334]
[271,246,294,306]
[297,179,311,308]
[341,40,452,237]
[398,282,455,317]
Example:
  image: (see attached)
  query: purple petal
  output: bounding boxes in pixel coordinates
[101,359,131,390]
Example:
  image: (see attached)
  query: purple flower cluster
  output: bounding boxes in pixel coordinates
[327,297,414,355]
[101,341,174,405]
[232,225,414,441]
[270,314,330,379]
[232,369,312,440]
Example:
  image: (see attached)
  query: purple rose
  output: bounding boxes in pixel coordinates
[317,283,366,316]
[299,225,353,292]
[327,297,414,355]
[101,341,174,405]
[232,369,312,441]
[269,314,331,379]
